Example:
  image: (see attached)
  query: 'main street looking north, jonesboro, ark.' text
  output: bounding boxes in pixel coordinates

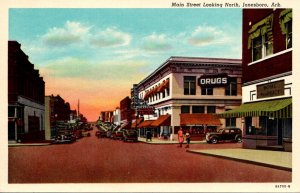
[171,2,281,8]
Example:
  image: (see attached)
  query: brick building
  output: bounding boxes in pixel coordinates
[8,41,45,142]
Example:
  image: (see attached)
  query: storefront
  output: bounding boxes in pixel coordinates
[220,98,292,151]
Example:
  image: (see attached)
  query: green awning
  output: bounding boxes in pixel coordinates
[279,9,292,35]
[219,98,292,119]
[248,14,273,49]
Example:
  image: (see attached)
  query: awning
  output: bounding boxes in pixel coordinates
[151,115,171,127]
[137,120,154,128]
[157,79,170,92]
[218,98,292,118]
[180,114,221,126]
[131,117,144,129]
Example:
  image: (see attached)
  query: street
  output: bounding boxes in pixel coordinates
[9,129,291,183]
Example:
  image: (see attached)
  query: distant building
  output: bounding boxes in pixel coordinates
[221,9,292,151]
[44,95,71,139]
[8,41,45,142]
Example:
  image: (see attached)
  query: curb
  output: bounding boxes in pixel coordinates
[186,150,292,172]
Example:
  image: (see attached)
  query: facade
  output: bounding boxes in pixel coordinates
[221,9,292,151]
[136,56,242,140]
[8,41,45,142]
[113,108,121,126]
[44,95,72,139]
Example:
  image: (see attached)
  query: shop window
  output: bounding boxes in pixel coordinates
[181,106,190,114]
[225,77,237,96]
[258,116,268,135]
[245,117,255,135]
[201,87,213,95]
[283,118,292,138]
[207,106,216,113]
[192,106,205,113]
[226,117,236,127]
[248,14,273,62]
[184,76,196,95]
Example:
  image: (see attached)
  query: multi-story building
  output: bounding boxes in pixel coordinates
[8,41,45,142]
[136,56,242,140]
[221,9,292,151]
[44,95,71,139]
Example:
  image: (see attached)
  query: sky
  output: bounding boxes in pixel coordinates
[9,8,242,121]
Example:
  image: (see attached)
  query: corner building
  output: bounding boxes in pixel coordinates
[136,56,242,140]
[221,9,292,151]
[8,41,45,142]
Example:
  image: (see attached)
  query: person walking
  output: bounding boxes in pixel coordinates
[177,128,184,147]
[185,131,191,148]
[146,131,152,142]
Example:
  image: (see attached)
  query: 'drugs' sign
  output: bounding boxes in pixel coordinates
[198,74,228,87]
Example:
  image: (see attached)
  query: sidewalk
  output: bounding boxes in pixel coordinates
[138,137,292,171]
[8,140,53,147]
[187,148,292,171]
[138,137,206,144]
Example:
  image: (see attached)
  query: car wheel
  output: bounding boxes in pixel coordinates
[210,137,218,144]
[236,136,242,143]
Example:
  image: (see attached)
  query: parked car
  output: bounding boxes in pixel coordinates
[111,130,124,140]
[206,127,242,144]
[123,129,138,142]
[73,129,83,139]
[54,130,76,144]
[95,130,107,138]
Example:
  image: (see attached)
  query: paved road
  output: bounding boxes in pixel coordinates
[8,129,291,183]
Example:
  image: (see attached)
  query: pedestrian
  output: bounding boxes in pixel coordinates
[177,128,184,147]
[185,131,191,148]
[146,131,152,142]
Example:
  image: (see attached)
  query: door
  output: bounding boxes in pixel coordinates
[8,121,16,140]
[278,119,283,145]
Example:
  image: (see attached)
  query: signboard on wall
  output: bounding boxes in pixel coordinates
[257,80,285,99]
[198,73,228,87]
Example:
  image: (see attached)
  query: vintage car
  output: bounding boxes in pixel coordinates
[206,127,242,144]
[123,129,138,142]
[54,130,76,144]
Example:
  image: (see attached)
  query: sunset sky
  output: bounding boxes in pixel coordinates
[9,8,242,121]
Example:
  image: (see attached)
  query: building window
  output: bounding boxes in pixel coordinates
[279,9,292,49]
[192,106,205,113]
[181,106,190,114]
[207,106,216,113]
[248,14,273,62]
[252,35,273,61]
[201,87,213,95]
[184,76,196,95]
[286,20,292,49]
[225,77,237,96]
[226,118,236,127]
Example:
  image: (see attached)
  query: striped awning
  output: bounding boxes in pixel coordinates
[219,98,292,118]
[137,120,154,128]
[131,118,144,129]
[151,115,171,127]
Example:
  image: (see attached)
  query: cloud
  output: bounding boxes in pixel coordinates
[187,25,230,46]
[42,21,91,47]
[140,33,172,52]
[90,27,131,48]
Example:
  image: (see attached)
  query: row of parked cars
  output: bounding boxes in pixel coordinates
[95,128,138,142]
